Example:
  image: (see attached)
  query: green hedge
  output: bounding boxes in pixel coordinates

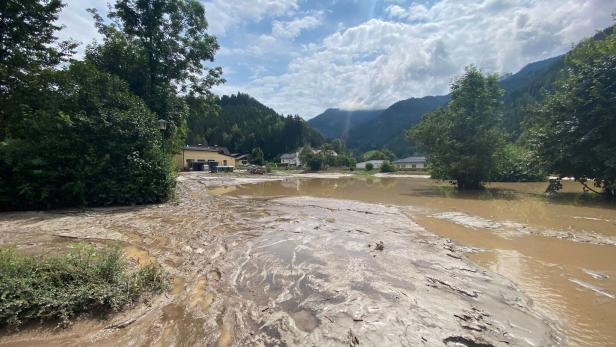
[0,244,167,327]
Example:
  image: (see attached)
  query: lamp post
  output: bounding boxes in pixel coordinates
[158,119,168,151]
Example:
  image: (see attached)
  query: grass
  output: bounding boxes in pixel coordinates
[0,243,167,327]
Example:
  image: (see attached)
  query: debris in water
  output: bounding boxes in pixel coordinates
[348,329,360,347]
[375,241,384,251]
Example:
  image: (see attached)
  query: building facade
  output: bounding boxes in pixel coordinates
[281,151,302,166]
[175,146,237,171]
[393,156,426,169]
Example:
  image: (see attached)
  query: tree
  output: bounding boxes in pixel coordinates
[250,147,264,166]
[305,152,324,171]
[363,150,395,161]
[0,62,172,210]
[408,66,505,189]
[0,0,76,138]
[527,25,616,197]
[380,161,397,173]
[87,0,224,153]
[365,163,374,171]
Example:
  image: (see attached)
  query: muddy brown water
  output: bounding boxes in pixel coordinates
[216,177,616,347]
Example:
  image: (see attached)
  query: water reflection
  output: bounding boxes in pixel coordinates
[222,176,616,347]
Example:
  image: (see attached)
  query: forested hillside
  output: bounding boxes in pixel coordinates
[309,53,568,157]
[307,108,382,140]
[186,93,324,159]
[346,95,450,157]
[499,55,564,137]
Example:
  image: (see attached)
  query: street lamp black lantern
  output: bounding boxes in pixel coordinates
[158,119,169,131]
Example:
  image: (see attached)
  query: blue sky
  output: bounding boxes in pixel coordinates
[59,0,614,118]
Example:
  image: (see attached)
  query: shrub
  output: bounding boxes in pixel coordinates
[492,144,545,182]
[0,62,174,210]
[380,161,397,173]
[306,153,325,171]
[365,163,374,171]
[0,243,167,327]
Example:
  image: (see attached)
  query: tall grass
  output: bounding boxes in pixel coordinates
[0,243,167,327]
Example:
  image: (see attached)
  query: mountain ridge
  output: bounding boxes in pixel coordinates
[308,54,566,156]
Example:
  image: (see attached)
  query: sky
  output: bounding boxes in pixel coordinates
[58,0,614,119]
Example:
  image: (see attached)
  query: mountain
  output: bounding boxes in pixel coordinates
[346,95,450,157]
[499,55,565,136]
[307,108,383,140]
[186,93,324,159]
[310,55,565,157]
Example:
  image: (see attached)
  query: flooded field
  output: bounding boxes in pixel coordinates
[1,173,614,346]
[219,176,616,347]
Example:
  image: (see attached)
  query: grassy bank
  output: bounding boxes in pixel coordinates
[0,244,167,327]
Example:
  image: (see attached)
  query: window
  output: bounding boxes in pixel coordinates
[223,160,227,166]
[412,164,416,168]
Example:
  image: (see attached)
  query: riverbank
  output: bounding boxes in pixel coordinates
[0,173,564,346]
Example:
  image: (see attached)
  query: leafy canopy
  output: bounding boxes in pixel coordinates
[527,25,616,197]
[409,66,505,189]
[0,0,76,137]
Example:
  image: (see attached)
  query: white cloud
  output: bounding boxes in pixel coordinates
[228,0,614,117]
[202,0,299,36]
[272,13,323,39]
[57,0,105,56]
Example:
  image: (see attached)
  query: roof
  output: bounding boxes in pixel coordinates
[184,146,234,157]
[281,153,298,160]
[233,154,249,160]
[357,160,385,165]
[393,156,426,164]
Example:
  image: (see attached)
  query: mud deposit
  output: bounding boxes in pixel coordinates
[226,176,616,347]
[0,173,570,346]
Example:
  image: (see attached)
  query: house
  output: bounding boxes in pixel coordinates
[175,146,237,171]
[281,151,302,166]
[314,149,338,157]
[356,160,386,169]
[232,153,250,166]
[393,156,426,169]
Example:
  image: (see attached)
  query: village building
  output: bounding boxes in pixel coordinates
[280,151,302,166]
[175,146,237,171]
[393,156,426,169]
[356,160,386,169]
[280,149,338,167]
[232,153,250,166]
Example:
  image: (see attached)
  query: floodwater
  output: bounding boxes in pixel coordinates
[218,177,616,347]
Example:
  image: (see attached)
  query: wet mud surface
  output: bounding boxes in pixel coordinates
[0,173,600,346]
[225,176,616,347]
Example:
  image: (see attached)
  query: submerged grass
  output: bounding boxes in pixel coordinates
[0,243,167,327]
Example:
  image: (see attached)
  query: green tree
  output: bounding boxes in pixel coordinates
[331,138,346,154]
[527,25,616,197]
[306,152,325,171]
[380,161,397,173]
[493,144,545,182]
[409,66,505,189]
[87,0,224,154]
[250,147,264,166]
[0,62,172,210]
[0,0,76,138]
[363,150,395,161]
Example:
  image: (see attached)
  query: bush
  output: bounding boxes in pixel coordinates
[306,153,324,171]
[380,161,397,173]
[0,244,167,327]
[492,144,545,182]
[0,62,174,210]
[365,163,374,171]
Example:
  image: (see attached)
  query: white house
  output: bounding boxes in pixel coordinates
[393,156,426,169]
[356,160,386,169]
[281,151,302,166]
